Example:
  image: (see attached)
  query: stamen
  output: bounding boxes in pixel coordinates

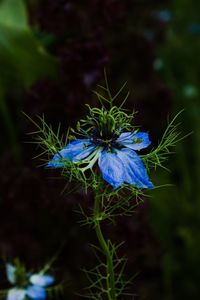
[79,148,102,173]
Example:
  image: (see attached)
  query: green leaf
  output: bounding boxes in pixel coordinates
[0,0,58,89]
[0,0,27,29]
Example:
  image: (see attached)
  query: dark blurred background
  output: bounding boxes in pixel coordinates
[0,0,199,299]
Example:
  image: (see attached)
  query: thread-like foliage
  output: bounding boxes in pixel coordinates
[142,110,190,171]
[79,242,134,300]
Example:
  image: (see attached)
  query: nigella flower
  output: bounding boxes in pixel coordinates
[6,263,54,300]
[47,129,154,189]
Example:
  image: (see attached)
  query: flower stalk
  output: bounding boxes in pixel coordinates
[94,191,117,300]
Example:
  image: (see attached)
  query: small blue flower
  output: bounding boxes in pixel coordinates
[6,263,54,300]
[47,131,154,189]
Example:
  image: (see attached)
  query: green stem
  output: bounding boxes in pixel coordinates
[94,193,117,300]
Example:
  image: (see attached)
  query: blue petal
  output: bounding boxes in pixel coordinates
[7,288,26,300]
[117,132,151,150]
[6,264,16,284]
[29,274,54,287]
[98,150,124,189]
[98,148,153,189]
[47,139,95,168]
[116,148,154,189]
[26,286,46,300]
[46,148,69,168]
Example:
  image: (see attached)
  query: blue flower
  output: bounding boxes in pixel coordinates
[6,264,54,300]
[47,131,154,189]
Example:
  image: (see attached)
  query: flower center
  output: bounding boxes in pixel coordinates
[90,130,119,149]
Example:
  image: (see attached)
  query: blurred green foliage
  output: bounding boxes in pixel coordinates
[150,0,200,299]
[0,0,58,160]
[0,0,57,88]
